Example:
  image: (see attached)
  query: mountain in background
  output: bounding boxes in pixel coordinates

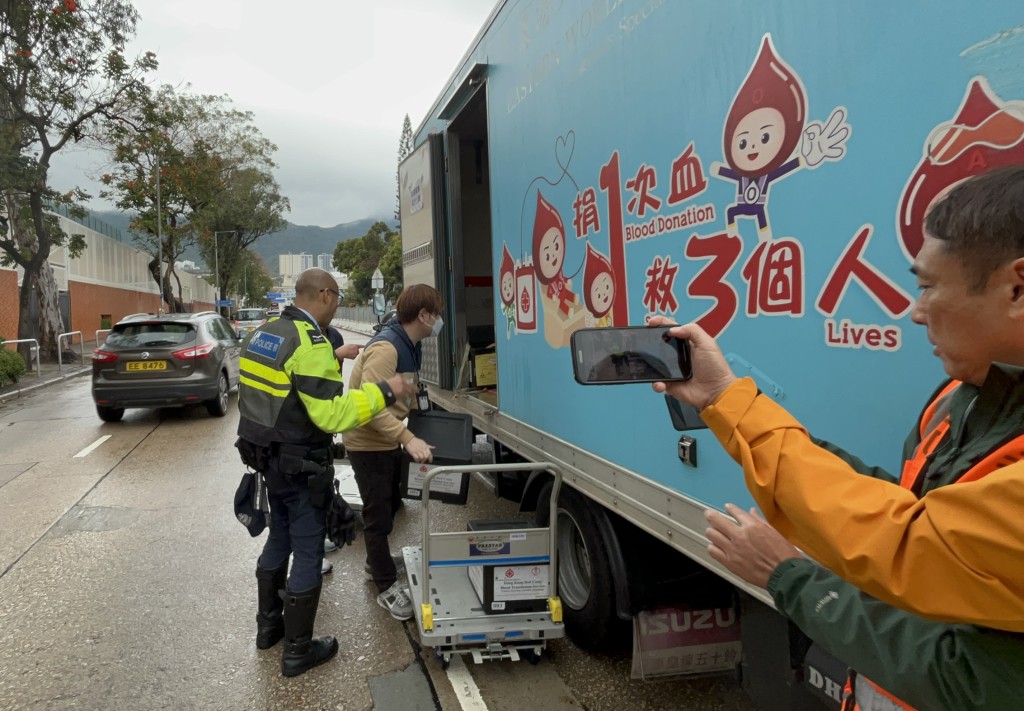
[88,210,397,275]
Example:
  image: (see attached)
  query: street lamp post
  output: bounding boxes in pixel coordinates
[155,156,164,314]
[213,231,236,315]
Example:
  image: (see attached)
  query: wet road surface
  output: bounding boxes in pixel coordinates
[0,327,756,711]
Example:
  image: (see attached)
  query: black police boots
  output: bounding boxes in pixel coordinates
[255,564,287,649]
[280,583,339,678]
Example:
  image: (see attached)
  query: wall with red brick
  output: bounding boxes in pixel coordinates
[2,274,218,347]
[69,281,162,347]
[0,269,18,341]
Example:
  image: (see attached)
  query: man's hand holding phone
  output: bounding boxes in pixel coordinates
[645,317,738,410]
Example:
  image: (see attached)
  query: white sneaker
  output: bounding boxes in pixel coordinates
[376,580,413,621]
[364,555,407,582]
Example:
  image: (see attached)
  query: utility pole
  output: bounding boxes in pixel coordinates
[156,156,163,314]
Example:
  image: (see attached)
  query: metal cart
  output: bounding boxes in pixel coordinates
[403,462,565,666]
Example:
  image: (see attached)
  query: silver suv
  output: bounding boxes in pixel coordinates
[91,311,242,422]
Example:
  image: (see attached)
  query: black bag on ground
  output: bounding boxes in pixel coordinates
[325,479,357,548]
[234,471,266,537]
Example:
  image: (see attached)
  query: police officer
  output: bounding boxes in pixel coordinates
[236,268,409,678]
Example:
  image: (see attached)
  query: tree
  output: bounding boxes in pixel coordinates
[0,0,156,357]
[377,229,403,302]
[220,247,272,309]
[194,164,289,313]
[395,114,412,223]
[99,86,277,312]
[333,220,397,305]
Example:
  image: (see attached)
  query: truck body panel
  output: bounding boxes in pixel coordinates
[399,0,1024,675]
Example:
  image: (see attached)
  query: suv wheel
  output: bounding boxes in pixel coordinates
[206,372,229,417]
[97,406,124,423]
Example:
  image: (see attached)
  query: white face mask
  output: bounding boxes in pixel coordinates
[430,315,444,338]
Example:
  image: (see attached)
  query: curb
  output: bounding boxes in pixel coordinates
[0,366,91,403]
[332,320,378,338]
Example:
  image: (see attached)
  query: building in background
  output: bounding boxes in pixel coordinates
[317,254,332,271]
[278,253,314,279]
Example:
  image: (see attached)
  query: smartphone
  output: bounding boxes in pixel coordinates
[571,326,692,385]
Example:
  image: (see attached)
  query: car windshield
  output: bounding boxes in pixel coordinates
[236,309,266,321]
[106,322,197,348]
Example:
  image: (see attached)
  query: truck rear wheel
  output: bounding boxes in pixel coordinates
[536,481,627,651]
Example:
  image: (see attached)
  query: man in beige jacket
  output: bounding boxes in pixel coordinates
[343,284,440,620]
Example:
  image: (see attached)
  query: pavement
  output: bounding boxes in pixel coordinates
[0,359,92,403]
[0,319,377,404]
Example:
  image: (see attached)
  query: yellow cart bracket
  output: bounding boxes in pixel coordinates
[548,597,563,623]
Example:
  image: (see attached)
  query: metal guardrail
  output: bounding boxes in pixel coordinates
[95,329,111,348]
[57,331,85,371]
[335,306,378,323]
[1,338,42,379]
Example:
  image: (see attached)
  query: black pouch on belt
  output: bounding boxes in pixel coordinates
[307,465,334,509]
[275,443,308,481]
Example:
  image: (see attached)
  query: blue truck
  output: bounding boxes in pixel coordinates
[398,1,1024,706]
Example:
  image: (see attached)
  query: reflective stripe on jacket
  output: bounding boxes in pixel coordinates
[237,306,386,447]
[845,379,1024,710]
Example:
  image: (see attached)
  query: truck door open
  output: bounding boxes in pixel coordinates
[444,83,495,398]
[398,133,452,388]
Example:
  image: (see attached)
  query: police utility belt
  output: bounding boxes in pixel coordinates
[236,438,335,509]
[273,443,335,508]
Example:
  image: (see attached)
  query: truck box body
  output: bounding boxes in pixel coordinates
[399,0,1023,698]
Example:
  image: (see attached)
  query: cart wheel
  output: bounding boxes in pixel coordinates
[434,649,450,670]
[522,649,541,665]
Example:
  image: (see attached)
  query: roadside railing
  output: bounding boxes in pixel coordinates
[95,329,111,348]
[1,338,42,379]
[335,306,378,324]
[57,331,85,371]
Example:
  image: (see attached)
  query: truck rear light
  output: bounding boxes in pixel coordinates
[93,349,119,362]
[172,342,216,359]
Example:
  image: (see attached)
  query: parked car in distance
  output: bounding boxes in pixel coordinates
[91,311,242,422]
[233,307,268,337]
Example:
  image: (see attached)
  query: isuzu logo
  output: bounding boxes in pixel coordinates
[475,541,505,554]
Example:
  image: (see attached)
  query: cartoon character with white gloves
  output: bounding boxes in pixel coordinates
[713,34,851,240]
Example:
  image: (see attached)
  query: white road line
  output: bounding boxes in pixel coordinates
[446,654,489,711]
[73,435,111,458]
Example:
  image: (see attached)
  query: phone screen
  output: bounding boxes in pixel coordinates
[571,327,692,385]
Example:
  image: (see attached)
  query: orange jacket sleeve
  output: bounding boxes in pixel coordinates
[701,377,1024,632]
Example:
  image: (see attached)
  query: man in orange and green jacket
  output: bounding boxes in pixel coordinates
[650,165,1024,709]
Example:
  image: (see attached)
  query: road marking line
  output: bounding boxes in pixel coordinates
[74,435,111,458]
[446,654,489,711]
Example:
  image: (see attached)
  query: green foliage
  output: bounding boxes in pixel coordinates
[1,0,156,349]
[378,231,403,302]
[230,248,274,308]
[193,166,289,301]
[333,221,402,305]
[395,114,413,222]
[0,349,27,385]
[0,0,157,243]
[98,84,289,306]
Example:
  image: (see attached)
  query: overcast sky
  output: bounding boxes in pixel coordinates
[49,0,498,227]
